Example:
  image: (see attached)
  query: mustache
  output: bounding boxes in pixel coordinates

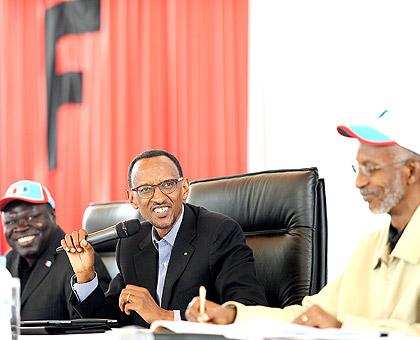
[360,188,378,197]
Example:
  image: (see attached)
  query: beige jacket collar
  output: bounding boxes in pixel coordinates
[373,204,420,269]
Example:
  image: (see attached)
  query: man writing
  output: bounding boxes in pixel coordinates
[61,149,266,327]
[186,109,420,336]
[0,180,110,320]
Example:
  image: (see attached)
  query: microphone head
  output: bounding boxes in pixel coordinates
[115,219,141,238]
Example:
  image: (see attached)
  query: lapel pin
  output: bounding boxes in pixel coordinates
[183,252,188,256]
[44,260,52,268]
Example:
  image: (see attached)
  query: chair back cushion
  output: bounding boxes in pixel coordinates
[187,168,327,307]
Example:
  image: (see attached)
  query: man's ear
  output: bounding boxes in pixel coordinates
[127,189,139,209]
[407,159,420,185]
[48,207,56,221]
[182,179,190,202]
[45,208,57,229]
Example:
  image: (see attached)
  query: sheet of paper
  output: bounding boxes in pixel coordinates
[149,318,392,340]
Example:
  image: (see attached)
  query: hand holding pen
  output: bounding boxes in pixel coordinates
[199,286,207,322]
[185,286,237,324]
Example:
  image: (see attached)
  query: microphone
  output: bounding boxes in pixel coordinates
[56,219,141,253]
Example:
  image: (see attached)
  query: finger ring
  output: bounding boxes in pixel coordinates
[301,315,309,323]
[126,294,130,303]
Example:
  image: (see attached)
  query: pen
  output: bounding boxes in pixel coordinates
[199,286,206,316]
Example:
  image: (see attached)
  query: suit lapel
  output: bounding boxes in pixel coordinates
[21,228,63,306]
[161,205,197,308]
[8,253,20,278]
[133,228,158,299]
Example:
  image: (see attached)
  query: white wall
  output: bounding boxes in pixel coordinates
[248,0,420,280]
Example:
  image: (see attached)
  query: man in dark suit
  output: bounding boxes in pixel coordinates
[0,180,111,320]
[62,149,266,327]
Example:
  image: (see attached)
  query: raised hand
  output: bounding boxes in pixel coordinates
[60,229,95,283]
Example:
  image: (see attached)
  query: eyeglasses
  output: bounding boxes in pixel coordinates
[131,177,184,199]
[352,160,408,177]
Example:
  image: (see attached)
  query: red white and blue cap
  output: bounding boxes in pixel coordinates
[0,180,55,211]
[337,108,419,155]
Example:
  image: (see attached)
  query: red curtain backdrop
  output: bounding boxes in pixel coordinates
[0,0,248,253]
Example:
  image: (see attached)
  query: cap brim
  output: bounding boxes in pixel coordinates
[337,125,397,146]
[0,197,49,211]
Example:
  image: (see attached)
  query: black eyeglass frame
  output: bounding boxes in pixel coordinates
[131,177,184,198]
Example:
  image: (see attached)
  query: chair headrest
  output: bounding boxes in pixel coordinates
[187,168,319,234]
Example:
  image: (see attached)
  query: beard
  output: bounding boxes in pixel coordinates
[154,221,175,230]
[361,173,405,214]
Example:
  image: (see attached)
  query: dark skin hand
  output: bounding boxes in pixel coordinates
[186,297,236,324]
[119,285,173,324]
[293,304,342,328]
[61,229,174,324]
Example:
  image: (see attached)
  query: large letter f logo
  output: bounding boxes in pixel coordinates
[45,0,100,169]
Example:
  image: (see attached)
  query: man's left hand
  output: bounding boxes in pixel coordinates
[293,304,342,328]
[119,285,174,324]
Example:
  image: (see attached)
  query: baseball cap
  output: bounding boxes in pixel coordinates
[0,180,55,211]
[337,108,419,155]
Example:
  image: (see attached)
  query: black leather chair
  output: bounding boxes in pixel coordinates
[186,168,328,308]
[82,201,143,278]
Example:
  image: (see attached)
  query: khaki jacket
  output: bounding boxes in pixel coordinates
[228,205,420,336]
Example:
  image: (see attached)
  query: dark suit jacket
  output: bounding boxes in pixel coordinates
[73,204,267,326]
[6,227,111,320]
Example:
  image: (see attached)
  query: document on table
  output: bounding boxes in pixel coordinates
[149,318,395,340]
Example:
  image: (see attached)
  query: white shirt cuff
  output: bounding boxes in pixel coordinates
[71,272,98,303]
[173,310,181,321]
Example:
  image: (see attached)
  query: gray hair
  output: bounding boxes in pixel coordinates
[390,146,420,162]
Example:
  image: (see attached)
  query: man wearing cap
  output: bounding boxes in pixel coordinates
[186,110,420,336]
[0,180,111,320]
